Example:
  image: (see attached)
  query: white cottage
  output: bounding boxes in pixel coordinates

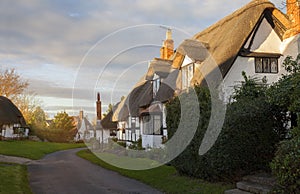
[174,0,300,102]
[112,30,177,148]
[0,96,29,139]
[112,0,300,148]
[74,110,95,141]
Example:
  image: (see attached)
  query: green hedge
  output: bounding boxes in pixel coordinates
[271,127,300,193]
[167,83,280,181]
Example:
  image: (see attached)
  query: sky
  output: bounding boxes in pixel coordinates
[0,0,284,120]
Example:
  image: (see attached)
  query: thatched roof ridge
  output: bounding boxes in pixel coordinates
[192,0,278,79]
[176,39,209,62]
[146,58,172,80]
[112,75,153,121]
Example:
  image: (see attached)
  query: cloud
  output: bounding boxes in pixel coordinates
[0,0,284,118]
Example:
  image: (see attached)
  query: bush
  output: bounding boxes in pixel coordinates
[270,128,300,193]
[167,78,280,181]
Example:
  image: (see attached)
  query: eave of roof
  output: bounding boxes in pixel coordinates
[191,0,287,80]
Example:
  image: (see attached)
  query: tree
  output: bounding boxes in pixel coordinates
[0,68,29,101]
[50,111,75,131]
[30,106,47,128]
[14,93,42,125]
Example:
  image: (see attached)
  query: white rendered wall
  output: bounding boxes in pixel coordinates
[221,20,300,103]
[248,18,282,53]
[141,135,163,148]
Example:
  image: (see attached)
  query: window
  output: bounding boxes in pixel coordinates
[142,114,162,135]
[181,63,194,89]
[255,57,278,73]
[153,78,160,98]
[131,117,139,129]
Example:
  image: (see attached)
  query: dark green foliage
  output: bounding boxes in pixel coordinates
[36,111,77,143]
[270,54,300,193]
[167,76,280,181]
[208,94,278,181]
[270,128,300,193]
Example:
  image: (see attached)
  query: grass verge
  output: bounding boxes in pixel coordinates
[77,149,233,194]
[0,163,32,194]
[0,140,85,160]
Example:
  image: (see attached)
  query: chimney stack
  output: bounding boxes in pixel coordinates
[160,29,174,59]
[96,92,101,120]
[285,0,300,38]
[79,110,84,120]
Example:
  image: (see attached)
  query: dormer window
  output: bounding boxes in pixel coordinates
[255,57,278,73]
[153,78,160,98]
[181,63,194,90]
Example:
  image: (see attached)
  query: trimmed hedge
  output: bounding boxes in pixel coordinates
[167,83,280,181]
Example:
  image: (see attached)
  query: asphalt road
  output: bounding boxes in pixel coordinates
[28,148,162,194]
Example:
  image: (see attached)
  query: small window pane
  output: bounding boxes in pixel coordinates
[270,58,278,73]
[153,115,161,135]
[263,58,270,73]
[255,58,263,73]
[255,57,278,73]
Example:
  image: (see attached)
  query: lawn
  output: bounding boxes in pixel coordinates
[0,163,32,194]
[77,149,234,194]
[0,140,86,194]
[0,140,86,160]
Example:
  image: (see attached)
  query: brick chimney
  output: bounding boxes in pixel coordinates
[96,92,101,120]
[79,110,84,120]
[160,29,174,59]
[285,0,300,38]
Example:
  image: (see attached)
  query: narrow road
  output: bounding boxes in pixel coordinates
[28,148,162,194]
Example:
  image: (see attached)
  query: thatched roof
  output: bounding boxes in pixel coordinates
[112,65,179,121]
[146,58,172,80]
[176,39,209,62]
[191,0,282,84]
[155,69,179,102]
[140,102,163,115]
[112,76,153,121]
[0,96,26,126]
[100,104,118,130]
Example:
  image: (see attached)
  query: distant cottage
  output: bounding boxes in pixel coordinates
[111,0,299,148]
[0,96,29,139]
[74,92,117,143]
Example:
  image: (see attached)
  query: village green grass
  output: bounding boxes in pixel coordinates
[0,163,32,194]
[77,149,234,194]
[0,140,86,194]
[0,140,85,160]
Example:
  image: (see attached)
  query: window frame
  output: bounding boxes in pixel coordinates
[152,78,161,98]
[181,63,195,90]
[141,113,163,135]
[255,57,278,74]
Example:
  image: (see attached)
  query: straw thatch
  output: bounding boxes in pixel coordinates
[191,0,282,84]
[176,39,209,62]
[0,96,26,126]
[112,75,153,121]
[140,102,163,115]
[100,110,117,130]
[155,69,179,102]
[112,64,180,121]
[146,58,172,80]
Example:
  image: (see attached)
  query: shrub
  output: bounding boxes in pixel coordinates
[270,127,300,193]
[167,77,280,181]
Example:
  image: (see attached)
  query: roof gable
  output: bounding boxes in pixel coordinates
[192,0,277,79]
